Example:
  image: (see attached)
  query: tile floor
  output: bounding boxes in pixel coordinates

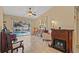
[13,35,61,53]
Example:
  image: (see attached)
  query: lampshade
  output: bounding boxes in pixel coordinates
[52,20,55,24]
[51,20,56,28]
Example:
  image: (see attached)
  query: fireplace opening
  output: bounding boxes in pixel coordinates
[53,39,66,52]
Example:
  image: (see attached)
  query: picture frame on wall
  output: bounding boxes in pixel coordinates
[13,20,30,36]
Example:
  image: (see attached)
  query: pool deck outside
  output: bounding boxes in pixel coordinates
[14,31,31,36]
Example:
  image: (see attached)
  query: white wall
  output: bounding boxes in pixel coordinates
[32,7,74,30]
[0,7,3,31]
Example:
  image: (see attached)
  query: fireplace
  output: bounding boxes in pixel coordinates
[53,39,66,52]
[51,29,73,53]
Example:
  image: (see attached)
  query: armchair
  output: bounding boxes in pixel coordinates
[0,31,24,53]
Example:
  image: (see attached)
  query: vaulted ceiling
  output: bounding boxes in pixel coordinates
[3,6,52,18]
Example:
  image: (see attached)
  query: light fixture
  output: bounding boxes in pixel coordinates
[52,20,55,24]
[51,20,55,28]
[27,8,36,16]
[28,8,32,16]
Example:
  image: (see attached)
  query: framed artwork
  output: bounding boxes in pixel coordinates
[13,20,30,36]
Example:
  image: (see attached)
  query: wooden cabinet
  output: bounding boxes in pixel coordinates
[51,29,73,53]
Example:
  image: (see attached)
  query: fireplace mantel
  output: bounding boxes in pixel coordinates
[51,29,74,53]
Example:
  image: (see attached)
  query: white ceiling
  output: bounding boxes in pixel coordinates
[3,6,52,18]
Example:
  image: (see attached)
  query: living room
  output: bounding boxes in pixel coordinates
[0,6,79,53]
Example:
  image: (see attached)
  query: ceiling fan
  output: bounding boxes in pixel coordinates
[28,8,36,16]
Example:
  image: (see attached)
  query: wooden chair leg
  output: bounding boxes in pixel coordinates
[22,46,24,53]
[17,48,18,52]
[11,50,13,53]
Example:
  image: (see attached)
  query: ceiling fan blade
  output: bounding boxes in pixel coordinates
[32,12,37,16]
[32,13,36,16]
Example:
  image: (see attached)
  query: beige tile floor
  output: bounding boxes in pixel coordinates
[30,35,61,53]
[14,35,61,53]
